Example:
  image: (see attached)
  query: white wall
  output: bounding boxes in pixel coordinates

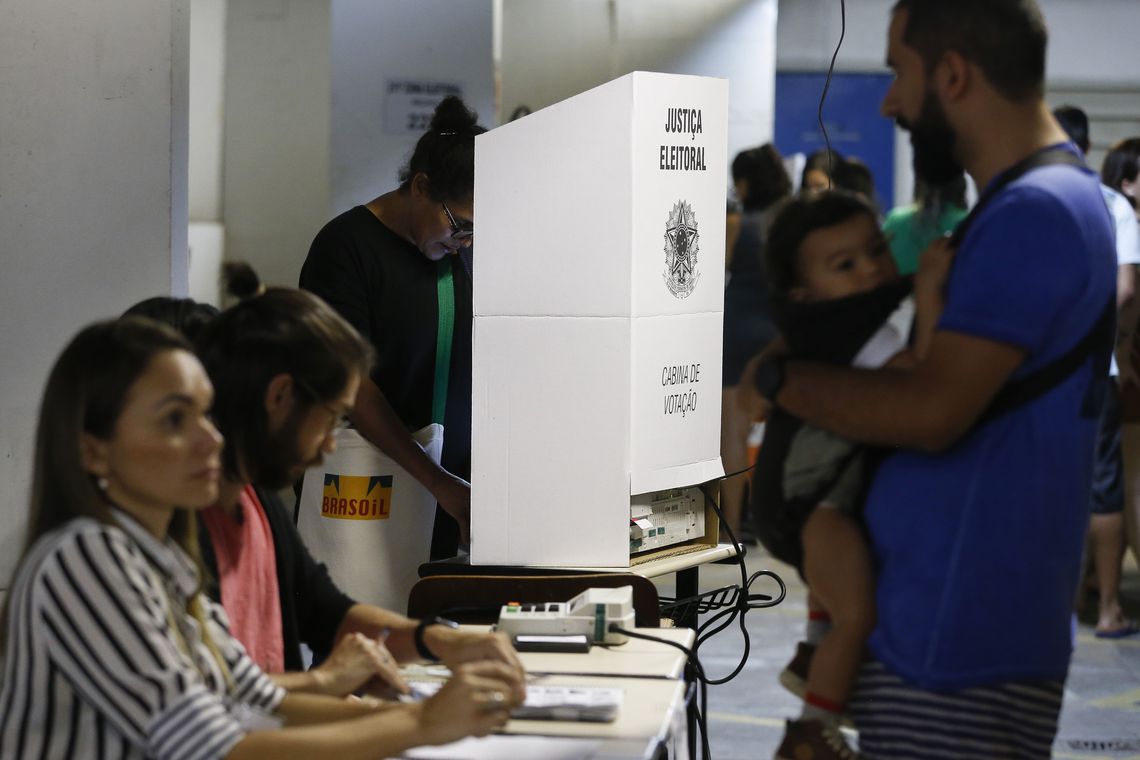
[775,0,894,73]
[223,0,332,289]
[329,0,496,216]
[190,0,226,222]
[1037,0,1140,87]
[188,0,227,305]
[0,0,189,588]
[500,0,778,179]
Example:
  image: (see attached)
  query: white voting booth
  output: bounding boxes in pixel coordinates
[471,71,727,567]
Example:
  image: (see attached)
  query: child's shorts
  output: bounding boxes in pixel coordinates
[784,424,866,516]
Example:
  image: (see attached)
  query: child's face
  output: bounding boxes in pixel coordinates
[791,213,898,302]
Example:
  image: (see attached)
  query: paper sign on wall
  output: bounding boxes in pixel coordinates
[384,80,464,135]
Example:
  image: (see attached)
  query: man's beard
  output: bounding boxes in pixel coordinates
[253,410,320,489]
[900,90,963,186]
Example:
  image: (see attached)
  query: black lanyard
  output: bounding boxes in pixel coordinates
[949,145,1113,424]
[949,145,1086,248]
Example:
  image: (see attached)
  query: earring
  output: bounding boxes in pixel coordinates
[96,477,109,491]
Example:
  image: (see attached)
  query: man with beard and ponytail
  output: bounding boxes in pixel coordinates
[742,1,1116,756]
[191,264,525,704]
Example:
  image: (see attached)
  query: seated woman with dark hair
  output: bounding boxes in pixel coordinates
[0,317,519,759]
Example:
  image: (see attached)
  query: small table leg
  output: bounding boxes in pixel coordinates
[675,565,701,759]
[675,566,700,630]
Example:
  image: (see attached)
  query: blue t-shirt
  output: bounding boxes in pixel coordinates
[864,145,1116,690]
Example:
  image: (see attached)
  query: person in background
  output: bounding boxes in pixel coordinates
[882,173,969,276]
[831,156,879,211]
[0,317,520,759]
[301,95,483,560]
[1102,137,1140,217]
[721,144,792,543]
[800,148,844,194]
[1103,137,1140,567]
[726,197,743,276]
[1054,106,1140,639]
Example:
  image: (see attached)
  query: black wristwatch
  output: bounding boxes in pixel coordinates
[414,616,460,661]
[753,356,787,403]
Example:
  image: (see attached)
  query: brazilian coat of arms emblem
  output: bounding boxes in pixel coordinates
[663,200,700,299]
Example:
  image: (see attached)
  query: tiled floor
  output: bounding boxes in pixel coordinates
[654,546,1140,759]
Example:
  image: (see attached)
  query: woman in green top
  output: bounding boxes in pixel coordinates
[882,173,968,275]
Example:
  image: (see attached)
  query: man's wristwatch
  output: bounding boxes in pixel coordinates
[414,616,460,661]
[753,356,787,403]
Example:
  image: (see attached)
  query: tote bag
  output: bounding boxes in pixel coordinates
[296,257,460,612]
[295,424,442,612]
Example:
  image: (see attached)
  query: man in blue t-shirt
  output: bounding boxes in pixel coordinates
[744,1,1117,757]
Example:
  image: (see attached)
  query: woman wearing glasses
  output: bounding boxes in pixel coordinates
[300,96,481,560]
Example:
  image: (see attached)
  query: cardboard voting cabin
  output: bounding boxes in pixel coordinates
[471,71,727,567]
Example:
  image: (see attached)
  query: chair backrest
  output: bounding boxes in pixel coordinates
[407,573,661,627]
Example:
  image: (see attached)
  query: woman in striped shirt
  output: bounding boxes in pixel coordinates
[0,318,519,760]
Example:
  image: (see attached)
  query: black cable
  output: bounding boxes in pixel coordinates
[694,480,786,686]
[720,460,758,481]
[609,625,712,760]
[625,457,787,760]
[818,0,847,187]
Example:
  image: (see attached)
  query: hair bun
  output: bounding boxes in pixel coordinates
[430,95,479,135]
[223,261,265,301]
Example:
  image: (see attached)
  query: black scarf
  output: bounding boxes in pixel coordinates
[773,277,914,365]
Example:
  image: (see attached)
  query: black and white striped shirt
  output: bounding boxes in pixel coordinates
[0,511,285,759]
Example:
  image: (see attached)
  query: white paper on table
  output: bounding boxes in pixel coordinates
[405,680,623,722]
[403,735,603,760]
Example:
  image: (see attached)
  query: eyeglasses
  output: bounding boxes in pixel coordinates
[441,202,474,241]
[293,377,351,436]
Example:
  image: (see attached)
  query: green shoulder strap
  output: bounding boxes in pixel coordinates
[432,258,455,425]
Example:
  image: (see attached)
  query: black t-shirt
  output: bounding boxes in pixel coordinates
[299,205,473,480]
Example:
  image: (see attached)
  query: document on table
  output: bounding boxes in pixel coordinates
[405,680,624,722]
[513,684,624,722]
[403,735,603,759]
